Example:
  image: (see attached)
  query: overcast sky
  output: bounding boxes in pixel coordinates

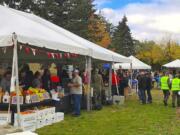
[94,0,180,42]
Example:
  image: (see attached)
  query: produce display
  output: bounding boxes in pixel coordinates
[24,87,49,102]
[0,87,54,104]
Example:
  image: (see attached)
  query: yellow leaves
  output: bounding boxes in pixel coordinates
[150,45,164,64]
[136,41,180,67]
[88,15,111,48]
[96,31,111,48]
[164,42,180,59]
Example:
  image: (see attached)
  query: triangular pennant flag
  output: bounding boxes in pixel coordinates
[31,48,36,56]
[20,45,23,50]
[64,53,70,58]
[25,47,30,54]
[55,53,60,59]
[51,53,55,59]
[71,53,78,57]
[3,47,6,54]
[59,53,62,58]
[47,52,52,58]
[70,53,73,57]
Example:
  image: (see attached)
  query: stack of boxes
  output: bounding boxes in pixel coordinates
[37,107,56,127]
[35,109,46,129]
[14,112,37,131]
[13,107,64,131]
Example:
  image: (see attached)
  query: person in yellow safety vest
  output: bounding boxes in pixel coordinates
[171,74,180,108]
[160,72,170,106]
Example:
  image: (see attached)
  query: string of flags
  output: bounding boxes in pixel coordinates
[1,44,79,59]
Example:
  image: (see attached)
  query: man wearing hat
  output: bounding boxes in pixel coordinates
[68,69,82,116]
[171,74,180,108]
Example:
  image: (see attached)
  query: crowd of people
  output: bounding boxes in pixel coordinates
[160,72,180,107]
[110,68,180,108]
[0,63,180,118]
[0,64,84,117]
[133,70,180,107]
[137,71,153,104]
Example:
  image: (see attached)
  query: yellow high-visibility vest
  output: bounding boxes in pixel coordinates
[171,78,180,91]
[161,76,169,90]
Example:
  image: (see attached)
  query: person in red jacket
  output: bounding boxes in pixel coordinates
[112,70,120,96]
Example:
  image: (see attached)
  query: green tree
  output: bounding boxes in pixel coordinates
[0,0,107,43]
[62,0,95,40]
[0,0,70,25]
[110,15,134,56]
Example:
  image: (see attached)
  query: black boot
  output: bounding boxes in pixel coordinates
[164,100,167,106]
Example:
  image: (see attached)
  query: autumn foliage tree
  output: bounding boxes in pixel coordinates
[136,40,180,69]
[163,41,180,62]
[88,15,111,48]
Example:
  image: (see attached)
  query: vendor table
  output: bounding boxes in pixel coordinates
[0,96,72,125]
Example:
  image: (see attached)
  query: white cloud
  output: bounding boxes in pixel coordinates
[98,0,180,42]
[93,0,111,8]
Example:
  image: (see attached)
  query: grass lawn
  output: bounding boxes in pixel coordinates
[36,90,180,135]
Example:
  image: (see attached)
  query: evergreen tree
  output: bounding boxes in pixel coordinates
[0,0,110,46]
[62,0,96,40]
[111,16,134,56]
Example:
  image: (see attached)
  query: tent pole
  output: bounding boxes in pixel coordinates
[130,62,133,91]
[12,33,21,127]
[87,56,92,111]
[108,62,112,99]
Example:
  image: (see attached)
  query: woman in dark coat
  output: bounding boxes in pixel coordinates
[42,69,52,91]
[32,71,42,88]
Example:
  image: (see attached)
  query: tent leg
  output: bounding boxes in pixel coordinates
[86,57,92,111]
[108,62,112,99]
[130,63,133,89]
[12,33,21,127]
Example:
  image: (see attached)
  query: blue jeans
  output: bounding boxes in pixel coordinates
[72,94,82,115]
[146,88,152,102]
[139,89,146,103]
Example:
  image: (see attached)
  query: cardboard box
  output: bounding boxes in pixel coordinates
[14,113,37,131]
[51,113,56,123]
[45,117,52,126]
[0,112,11,125]
[44,113,56,126]
[11,96,24,105]
[36,119,45,129]
[30,94,40,103]
[47,107,55,114]
[21,125,36,132]
[54,112,64,123]
[35,109,45,120]
[112,95,124,105]
[43,108,49,116]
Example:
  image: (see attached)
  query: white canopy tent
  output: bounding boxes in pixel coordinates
[0,5,130,63]
[0,5,131,127]
[114,56,151,70]
[163,59,180,68]
[0,5,89,55]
